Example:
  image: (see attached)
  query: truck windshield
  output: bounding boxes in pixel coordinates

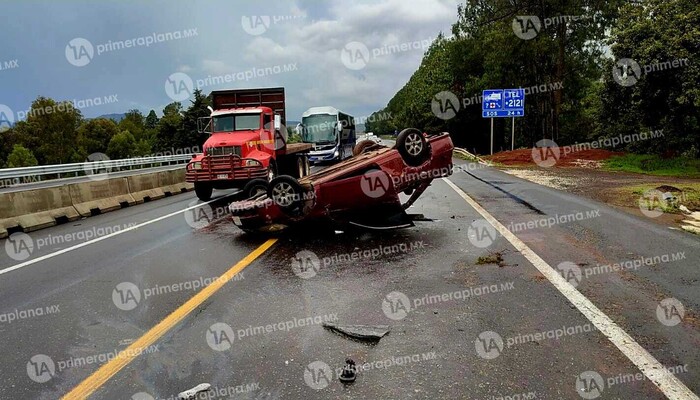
[213,114,260,132]
[301,114,337,144]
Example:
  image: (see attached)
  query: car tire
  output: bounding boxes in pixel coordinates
[353,140,378,156]
[268,175,305,212]
[242,179,268,198]
[396,128,430,166]
[194,182,213,201]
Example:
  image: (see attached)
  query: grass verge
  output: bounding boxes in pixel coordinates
[603,154,700,178]
[611,183,700,213]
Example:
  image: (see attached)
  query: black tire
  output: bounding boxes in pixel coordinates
[396,128,430,166]
[268,175,304,212]
[194,182,213,201]
[242,179,268,198]
[353,140,378,156]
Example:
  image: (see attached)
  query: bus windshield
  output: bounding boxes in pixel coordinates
[212,114,260,132]
[301,114,337,144]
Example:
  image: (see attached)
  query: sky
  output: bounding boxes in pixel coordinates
[0,0,461,124]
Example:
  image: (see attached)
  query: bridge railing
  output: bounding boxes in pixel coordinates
[0,154,193,186]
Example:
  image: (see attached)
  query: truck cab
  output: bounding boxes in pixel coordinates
[186,88,311,201]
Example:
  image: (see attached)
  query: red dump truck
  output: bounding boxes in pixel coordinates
[186,87,312,201]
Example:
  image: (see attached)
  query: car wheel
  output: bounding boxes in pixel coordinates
[353,140,378,156]
[194,182,212,201]
[268,175,304,212]
[242,179,268,198]
[396,128,430,166]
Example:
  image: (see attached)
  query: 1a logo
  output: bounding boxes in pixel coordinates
[206,322,235,351]
[165,72,194,102]
[65,38,94,67]
[638,189,666,218]
[531,139,560,167]
[512,16,541,40]
[0,104,14,132]
[576,371,604,399]
[340,41,370,70]
[557,261,582,287]
[612,58,641,87]
[467,219,497,248]
[241,16,271,35]
[5,232,34,261]
[360,169,390,198]
[291,250,321,279]
[304,361,333,390]
[431,91,460,120]
[185,200,214,229]
[27,354,55,383]
[656,298,684,326]
[112,282,141,311]
[382,291,411,320]
[475,331,503,359]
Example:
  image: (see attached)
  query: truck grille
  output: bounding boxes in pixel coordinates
[207,146,241,157]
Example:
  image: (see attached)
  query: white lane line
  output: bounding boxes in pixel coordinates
[443,178,698,400]
[0,193,238,276]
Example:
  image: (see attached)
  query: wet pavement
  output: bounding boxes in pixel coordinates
[0,160,698,399]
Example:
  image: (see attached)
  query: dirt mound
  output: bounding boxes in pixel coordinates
[486,147,623,167]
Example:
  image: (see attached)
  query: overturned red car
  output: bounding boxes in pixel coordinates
[228,128,454,233]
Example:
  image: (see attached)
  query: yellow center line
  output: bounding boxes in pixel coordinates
[62,238,278,400]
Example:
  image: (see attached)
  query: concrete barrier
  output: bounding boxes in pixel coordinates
[0,168,192,238]
[0,186,80,238]
[157,169,193,195]
[69,178,137,217]
[127,173,166,203]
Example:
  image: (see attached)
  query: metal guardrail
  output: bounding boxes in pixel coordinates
[0,154,193,182]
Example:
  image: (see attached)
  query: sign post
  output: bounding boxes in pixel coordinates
[482,88,525,153]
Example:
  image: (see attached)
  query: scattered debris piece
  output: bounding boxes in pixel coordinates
[323,322,390,342]
[679,205,691,214]
[339,359,357,383]
[476,252,504,266]
[681,225,700,235]
[178,383,211,400]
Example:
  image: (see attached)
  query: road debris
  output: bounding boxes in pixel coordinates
[178,383,211,400]
[339,359,357,383]
[322,322,390,342]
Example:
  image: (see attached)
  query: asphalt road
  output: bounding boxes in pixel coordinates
[0,157,698,400]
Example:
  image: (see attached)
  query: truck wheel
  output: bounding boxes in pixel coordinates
[353,140,378,156]
[194,182,213,201]
[242,179,268,198]
[396,128,430,167]
[268,175,304,212]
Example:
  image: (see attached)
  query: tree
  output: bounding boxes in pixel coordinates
[598,0,700,155]
[118,109,146,142]
[24,97,83,164]
[144,110,159,129]
[107,130,137,159]
[77,118,118,155]
[178,89,211,149]
[6,145,38,168]
[156,102,183,151]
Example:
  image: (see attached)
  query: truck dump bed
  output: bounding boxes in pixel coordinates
[211,87,287,125]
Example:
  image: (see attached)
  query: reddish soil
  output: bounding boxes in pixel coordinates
[486,148,623,166]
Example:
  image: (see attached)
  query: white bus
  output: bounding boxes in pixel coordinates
[298,106,356,163]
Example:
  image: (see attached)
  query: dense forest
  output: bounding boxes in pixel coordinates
[1,0,698,167]
[0,89,212,168]
[365,0,699,156]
